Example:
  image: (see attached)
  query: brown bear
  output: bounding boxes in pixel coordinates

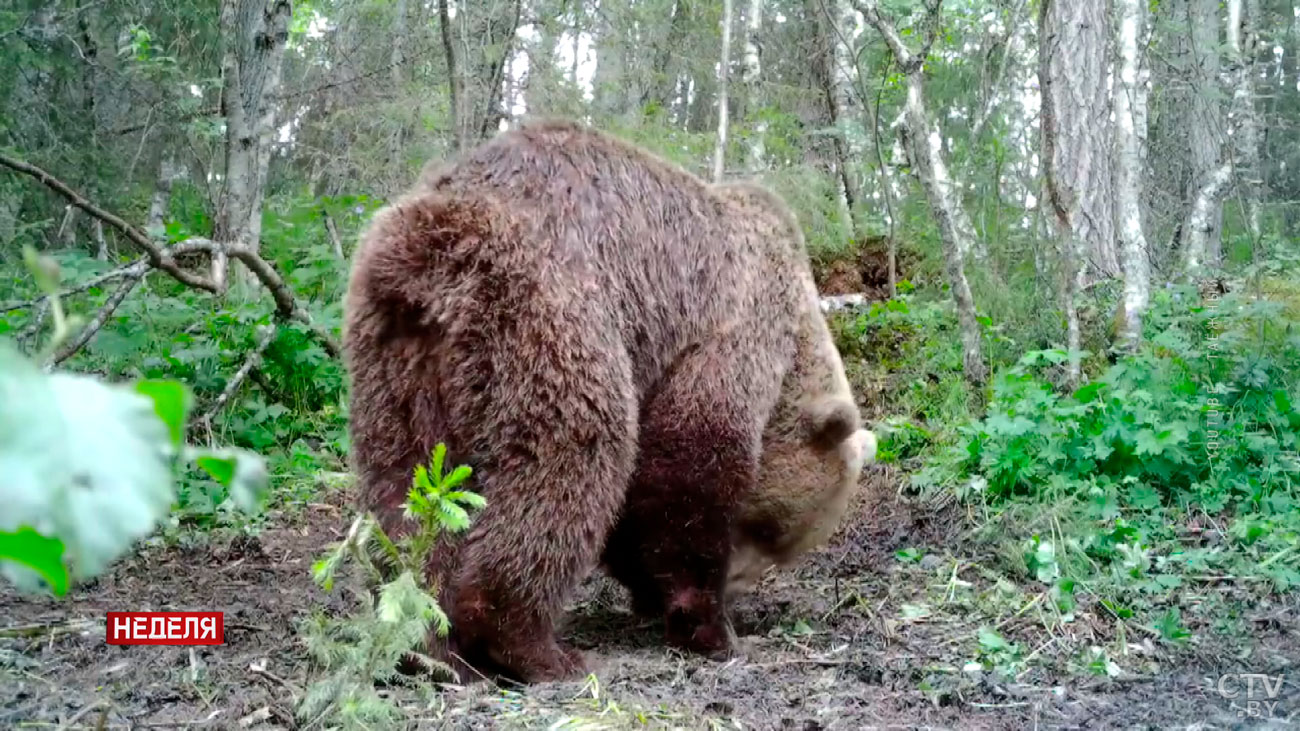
[602,259,876,621]
[725,279,878,593]
[343,119,863,683]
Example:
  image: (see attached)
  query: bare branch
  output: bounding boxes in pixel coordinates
[0,152,341,358]
[200,323,279,427]
[15,299,50,348]
[2,259,150,314]
[48,270,144,366]
[0,152,219,292]
[855,1,913,71]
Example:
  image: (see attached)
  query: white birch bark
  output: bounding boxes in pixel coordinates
[1182,0,1261,273]
[713,0,733,182]
[1114,0,1150,348]
[1231,0,1264,243]
[741,0,766,173]
[858,0,987,385]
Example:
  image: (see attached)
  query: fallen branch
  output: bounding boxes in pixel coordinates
[0,152,341,358]
[49,270,145,366]
[199,324,278,426]
[2,258,150,314]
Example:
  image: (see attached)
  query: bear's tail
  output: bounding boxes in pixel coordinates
[348,190,500,311]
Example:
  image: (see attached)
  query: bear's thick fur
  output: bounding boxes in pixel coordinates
[724,277,877,592]
[343,119,858,682]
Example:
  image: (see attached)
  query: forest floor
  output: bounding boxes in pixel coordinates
[5,466,1300,730]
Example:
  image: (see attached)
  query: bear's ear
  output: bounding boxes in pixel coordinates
[803,398,861,450]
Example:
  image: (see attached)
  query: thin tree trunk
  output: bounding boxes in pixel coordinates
[147,156,176,239]
[872,66,901,299]
[1181,0,1224,263]
[389,0,409,166]
[741,0,765,173]
[439,0,466,153]
[812,0,864,237]
[323,210,344,259]
[1182,0,1260,273]
[713,0,733,182]
[1115,0,1151,348]
[1231,0,1264,245]
[858,0,986,385]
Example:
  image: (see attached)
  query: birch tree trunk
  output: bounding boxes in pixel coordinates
[1179,0,1225,263]
[1231,0,1264,244]
[812,0,864,237]
[147,156,177,237]
[1114,0,1150,349]
[1038,0,1119,284]
[1182,0,1260,273]
[741,0,766,173]
[712,0,733,182]
[858,0,987,385]
[213,0,293,291]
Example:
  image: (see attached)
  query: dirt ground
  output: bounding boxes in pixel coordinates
[4,468,1300,730]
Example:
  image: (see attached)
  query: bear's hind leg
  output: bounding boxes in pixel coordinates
[443,319,639,684]
[609,334,786,657]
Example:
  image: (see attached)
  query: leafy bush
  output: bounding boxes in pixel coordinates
[916,281,1300,589]
[0,340,267,595]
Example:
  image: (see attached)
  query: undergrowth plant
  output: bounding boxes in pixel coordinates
[298,443,485,728]
[0,248,268,596]
[912,275,1300,631]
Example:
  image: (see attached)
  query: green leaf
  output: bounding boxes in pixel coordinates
[1134,429,1164,456]
[445,491,486,510]
[430,443,446,485]
[192,448,269,513]
[895,547,925,563]
[978,626,1011,653]
[442,464,472,490]
[0,527,69,596]
[195,455,235,485]
[134,380,192,449]
[0,342,175,590]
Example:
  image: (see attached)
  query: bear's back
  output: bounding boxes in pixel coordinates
[416,120,808,386]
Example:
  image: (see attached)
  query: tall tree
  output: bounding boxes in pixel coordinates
[213,0,293,289]
[1039,0,1115,384]
[713,0,734,182]
[810,0,864,237]
[740,0,766,173]
[858,0,987,385]
[1114,0,1151,347]
[1181,0,1262,272]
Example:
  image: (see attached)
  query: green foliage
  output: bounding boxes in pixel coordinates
[0,251,268,596]
[912,275,1300,635]
[298,444,485,728]
[0,339,267,595]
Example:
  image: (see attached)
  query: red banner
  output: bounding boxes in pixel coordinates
[105,612,225,645]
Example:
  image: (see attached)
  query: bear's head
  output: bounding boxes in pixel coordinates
[726,271,876,594]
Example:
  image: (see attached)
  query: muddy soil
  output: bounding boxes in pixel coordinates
[4,469,1300,730]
